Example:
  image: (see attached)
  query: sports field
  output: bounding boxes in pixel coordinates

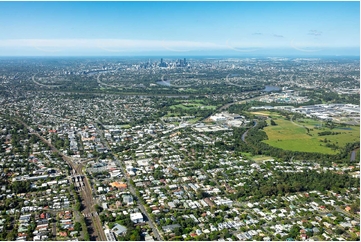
[251,111,360,154]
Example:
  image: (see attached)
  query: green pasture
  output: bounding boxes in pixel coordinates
[240,152,253,160]
[293,118,360,147]
[254,111,360,155]
[187,117,202,123]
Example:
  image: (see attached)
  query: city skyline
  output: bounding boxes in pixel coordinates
[0,1,359,56]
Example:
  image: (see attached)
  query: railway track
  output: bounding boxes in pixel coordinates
[14,118,106,241]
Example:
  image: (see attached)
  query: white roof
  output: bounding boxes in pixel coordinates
[130,212,143,220]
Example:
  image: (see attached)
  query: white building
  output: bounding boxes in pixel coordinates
[130,212,144,223]
[104,229,116,241]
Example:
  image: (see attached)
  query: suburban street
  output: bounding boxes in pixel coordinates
[111,155,164,241]
[94,120,164,240]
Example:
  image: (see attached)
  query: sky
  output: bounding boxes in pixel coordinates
[0,1,359,56]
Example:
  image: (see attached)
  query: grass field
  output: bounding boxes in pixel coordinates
[251,155,275,162]
[187,117,202,123]
[169,102,217,110]
[240,152,253,160]
[251,111,360,155]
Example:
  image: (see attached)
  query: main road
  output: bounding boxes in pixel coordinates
[93,121,164,241]
[111,156,164,241]
[241,120,258,142]
[32,73,62,88]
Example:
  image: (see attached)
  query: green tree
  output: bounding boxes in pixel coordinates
[288,225,300,239]
[129,230,141,241]
[74,222,82,232]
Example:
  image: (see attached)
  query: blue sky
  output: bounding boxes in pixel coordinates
[0,1,359,56]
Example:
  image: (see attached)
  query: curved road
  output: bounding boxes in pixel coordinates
[216,93,268,114]
[290,115,304,128]
[225,73,257,89]
[32,73,63,88]
[225,73,243,88]
[241,120,258,142]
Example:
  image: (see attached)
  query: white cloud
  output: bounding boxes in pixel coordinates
[0,39,224,52]
[0,38,354,54]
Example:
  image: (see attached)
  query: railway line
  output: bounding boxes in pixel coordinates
[14,118,106,241]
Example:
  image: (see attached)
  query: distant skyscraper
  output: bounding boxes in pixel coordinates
[159,58,167,67]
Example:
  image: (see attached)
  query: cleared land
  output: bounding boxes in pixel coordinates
[251,111,360,155]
